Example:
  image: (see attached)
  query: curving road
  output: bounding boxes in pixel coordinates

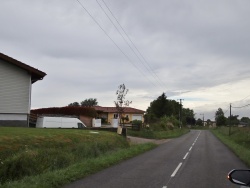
[63,130,248,188]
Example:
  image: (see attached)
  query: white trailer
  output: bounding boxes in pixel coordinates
[36,116,86,128]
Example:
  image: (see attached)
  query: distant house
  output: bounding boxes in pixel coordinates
[0,53,46,127]
[93,106,145,124]
[238,121,249,127]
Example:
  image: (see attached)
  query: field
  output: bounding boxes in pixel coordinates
[0,127,156,188]
[211,126,250,167]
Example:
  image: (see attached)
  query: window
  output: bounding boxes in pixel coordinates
[78,123,83,128]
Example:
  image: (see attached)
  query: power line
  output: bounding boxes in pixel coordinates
[224,105,230,115]
[237,94,250,103]
[75,0,160,89]
[232,104,250,109]
[98,0,167,90]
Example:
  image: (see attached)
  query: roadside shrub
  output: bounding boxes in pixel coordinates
[149,116,179,131]
[132,120,142,125]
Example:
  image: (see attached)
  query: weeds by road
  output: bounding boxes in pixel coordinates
[127,128,190,139]
[0,127,156,188]
[211,126,250,167]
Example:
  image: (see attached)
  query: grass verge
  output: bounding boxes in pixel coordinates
[0,143,156,188]
[127,128,190,139]
[0,127,157,188]
[211,127,250,167]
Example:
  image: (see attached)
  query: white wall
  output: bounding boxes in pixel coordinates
[0,60,31,114]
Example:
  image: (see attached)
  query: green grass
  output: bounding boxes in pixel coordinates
[0,143,156,188]
[127,128,190,139]
[0,127,156,188]
[211,127,250,167]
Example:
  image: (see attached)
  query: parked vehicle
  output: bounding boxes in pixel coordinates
[36,116,86,128]
[228,169,250,187]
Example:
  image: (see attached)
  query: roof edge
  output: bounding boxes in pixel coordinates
[0,52,46,83]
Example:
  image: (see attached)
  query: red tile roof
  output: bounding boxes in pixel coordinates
[93,106,145,114]
[0,52,46,83]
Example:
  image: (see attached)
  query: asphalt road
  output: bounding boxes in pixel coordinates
[63,130,248,188]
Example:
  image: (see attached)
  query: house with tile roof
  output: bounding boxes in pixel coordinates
[93,106,145,124]
[0,53,46,127]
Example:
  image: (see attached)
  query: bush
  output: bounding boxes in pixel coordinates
[148,116,178,131]
[132,120,142,125]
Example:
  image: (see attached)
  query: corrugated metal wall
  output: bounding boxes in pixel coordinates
[0,59,31,114]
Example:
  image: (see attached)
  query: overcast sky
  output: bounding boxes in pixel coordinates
[1,0,250,120]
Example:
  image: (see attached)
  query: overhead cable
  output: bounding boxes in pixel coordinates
[76,0,160,89]
[98,0,167,90]
[232,104,250,109]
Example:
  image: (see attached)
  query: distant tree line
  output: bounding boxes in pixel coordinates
[144,93,196,126]
[68,98,98,107]
[215,107,250,126]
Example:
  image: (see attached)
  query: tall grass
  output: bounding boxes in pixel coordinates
[127,128,190,139]
[0,143,156,188]
[211,126,250,167]
[0,128,128,184]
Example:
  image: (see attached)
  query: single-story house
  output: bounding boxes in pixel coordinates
[93,106,145,124]
[0,53,46,127]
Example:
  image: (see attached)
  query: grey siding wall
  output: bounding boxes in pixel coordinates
[0,120,28,127]
[0,59,31,114]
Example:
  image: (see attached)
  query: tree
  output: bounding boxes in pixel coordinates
[146,93,180,119]
[215,108,226,126]
[68,102,80,106]
[182,108,195,125]
[145,93,195,126]
[196,118,203,126]
[149,93,168,118]
[68,98,98,107]
[81,98,98,107]
[240,117,250,125]
[186,117,196,125]
[227,115,239,126]
[114,84,132,126]
[207,119,212,126]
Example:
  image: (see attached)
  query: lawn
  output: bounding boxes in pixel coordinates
[0,127,156,188]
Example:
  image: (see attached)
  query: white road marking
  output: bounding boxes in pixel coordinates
[183,152,189,160]
[189,146,192,151]
[164,131,201,187]
[171,163,182,177]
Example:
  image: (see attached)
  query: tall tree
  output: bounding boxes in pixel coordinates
[149,93,168,118]
[81,98,98,107]
[215,108,226,126]
[145,93,195,125]
[196,118,203,126]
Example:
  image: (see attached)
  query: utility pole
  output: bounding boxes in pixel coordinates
[229,103,232,136]
[178,99,184,129]
[200,113,204,126]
